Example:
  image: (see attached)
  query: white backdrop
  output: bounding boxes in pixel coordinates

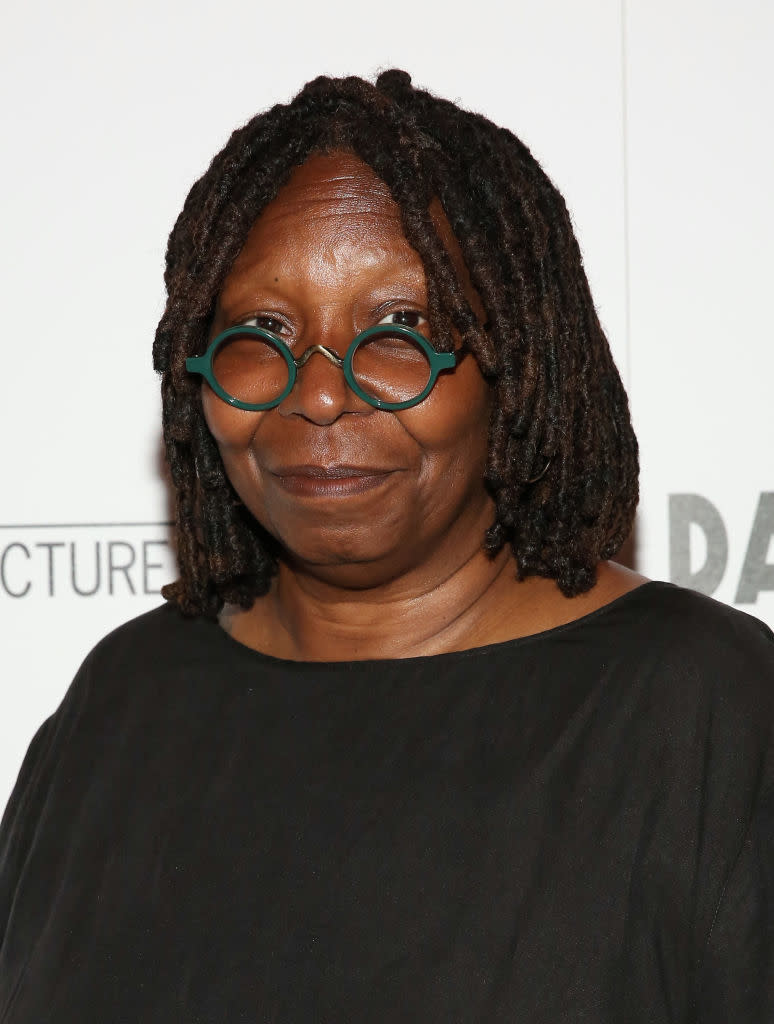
[1,0,772,808]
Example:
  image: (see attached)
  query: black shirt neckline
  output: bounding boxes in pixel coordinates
[204,579,665,671]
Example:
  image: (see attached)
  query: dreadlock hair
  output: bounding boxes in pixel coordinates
[153,68,639,618]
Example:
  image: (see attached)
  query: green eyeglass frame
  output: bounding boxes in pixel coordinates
[185,323,457,412]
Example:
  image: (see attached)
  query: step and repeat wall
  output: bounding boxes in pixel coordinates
[1,0,772,806]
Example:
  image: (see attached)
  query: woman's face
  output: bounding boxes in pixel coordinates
[203,151,494,588]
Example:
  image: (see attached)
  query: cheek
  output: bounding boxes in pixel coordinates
[201,386,262,451]
[398,360,492,465]
[200,387,269,509]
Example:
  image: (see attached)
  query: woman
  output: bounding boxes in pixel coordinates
[1,70,772,1021]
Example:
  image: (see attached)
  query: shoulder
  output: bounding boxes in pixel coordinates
[604,581,774,673]
[83,601,224,679]
[27,603,231,739]
[598,581,774,758]
[3,605,229,824]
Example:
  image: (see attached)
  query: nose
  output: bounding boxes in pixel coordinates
[277,339,369,425]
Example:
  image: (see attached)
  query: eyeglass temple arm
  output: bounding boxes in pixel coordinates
[185,354,207,372]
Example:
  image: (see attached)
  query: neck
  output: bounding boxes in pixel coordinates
[220,535,599,661]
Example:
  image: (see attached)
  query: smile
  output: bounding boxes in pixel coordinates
[269,464,397,498]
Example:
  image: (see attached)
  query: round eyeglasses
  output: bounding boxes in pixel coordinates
[185,324,457,412]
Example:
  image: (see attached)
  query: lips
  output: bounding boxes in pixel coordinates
[268,464,399,495]
[268,463,398,497]
[270,464,393,479]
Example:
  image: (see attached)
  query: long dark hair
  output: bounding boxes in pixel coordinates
[153,69,638,618]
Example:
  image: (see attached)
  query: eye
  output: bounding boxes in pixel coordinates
[238,314,291,337]
[376,310,428,330]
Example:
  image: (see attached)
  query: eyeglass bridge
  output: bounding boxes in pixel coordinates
[293,344,344,369]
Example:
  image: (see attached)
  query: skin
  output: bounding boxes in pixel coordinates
[203,151,646,661]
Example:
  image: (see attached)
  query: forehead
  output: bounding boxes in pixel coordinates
[218,149,482,320]
[231,151,409,263]
[217,152,421,308]
[255,151,402,227]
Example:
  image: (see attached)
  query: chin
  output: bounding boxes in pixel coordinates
[264,499,411,567]
[283,531,398,569]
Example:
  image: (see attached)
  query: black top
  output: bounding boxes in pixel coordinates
[1,582,773,1022]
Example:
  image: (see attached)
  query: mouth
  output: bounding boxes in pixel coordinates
[268,464,398,498]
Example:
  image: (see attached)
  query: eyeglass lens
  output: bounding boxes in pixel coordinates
[213,332,289,406]
[212,330,433,407]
